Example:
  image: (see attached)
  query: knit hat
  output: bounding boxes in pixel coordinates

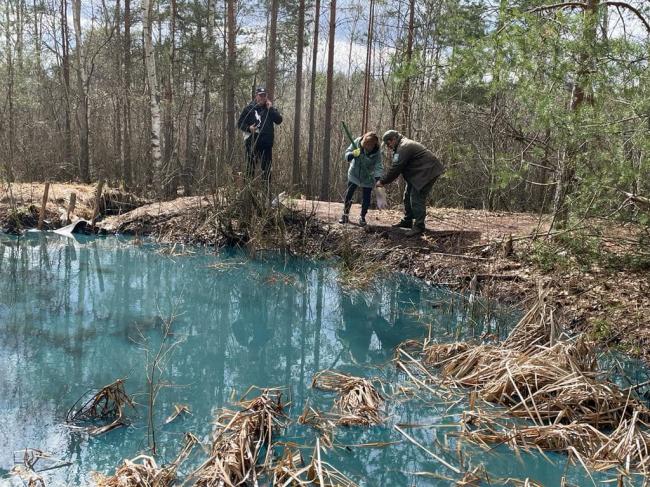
[382,130,400,144]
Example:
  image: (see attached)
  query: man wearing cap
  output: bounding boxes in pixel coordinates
[237,87,283,185]
[376,130,444,236]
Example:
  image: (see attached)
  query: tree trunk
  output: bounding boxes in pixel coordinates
[122,0,132,188]
[552,0,599,227]
[114,0,123,187]
[187,0,213,194]
[292,0,306,189]
[60,0,73,172]
[267,0,279,97]
[225,0,237,167]
[3,2,16,181]
[72,0,90,183]
[361,0,375,134]
[306,0,321,196]
[163,0,177,197]
[399,0,415,136]
[142,0,164,194]
[319,0,336,201]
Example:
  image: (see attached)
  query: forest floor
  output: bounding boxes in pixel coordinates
[2,182,649,362]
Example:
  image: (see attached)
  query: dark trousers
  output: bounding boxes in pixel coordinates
[245,140,273,186]
[403,176,438,229]
[343,182,372,217]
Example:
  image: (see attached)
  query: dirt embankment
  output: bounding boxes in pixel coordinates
[2,182,649,362]
[0,182,147,233]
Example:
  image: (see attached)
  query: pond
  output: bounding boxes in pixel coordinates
[0,233,637,485]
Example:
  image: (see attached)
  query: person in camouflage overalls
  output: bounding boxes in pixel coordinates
[339,132,383,227]
[376,130,444,236]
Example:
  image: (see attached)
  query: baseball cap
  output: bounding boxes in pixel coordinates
[255,87,267,95]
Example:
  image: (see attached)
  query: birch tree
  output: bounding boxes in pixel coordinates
[142,0,163,193]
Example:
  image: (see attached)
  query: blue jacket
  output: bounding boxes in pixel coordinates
[344,137,383,188]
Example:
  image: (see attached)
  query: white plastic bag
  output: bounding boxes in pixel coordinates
[375,187,388,209]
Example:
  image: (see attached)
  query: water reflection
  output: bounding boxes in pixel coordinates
[3,233,586,486]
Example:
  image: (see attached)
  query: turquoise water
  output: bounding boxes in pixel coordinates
[0,233,637,486]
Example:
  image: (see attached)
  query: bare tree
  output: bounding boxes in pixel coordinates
[292,0,306,189]
[399,0,414,136]
[267,0,279,97]
[122,0,132,187]
[2,0,16,181]
[306,0,321,196]
[72,0,90,182]
[225,0,237,166]
[319,0,336,200]
[361,0,375,134]
[60,0,73,173]
[162,0,177,196]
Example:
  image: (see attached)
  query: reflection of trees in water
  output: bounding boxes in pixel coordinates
[0,236,525,484]
[337,278,431,365]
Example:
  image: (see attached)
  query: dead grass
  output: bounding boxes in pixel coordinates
[93,433,197,486]
[396,287,650,474]
[312,370,384,427]
[191,388,287,486]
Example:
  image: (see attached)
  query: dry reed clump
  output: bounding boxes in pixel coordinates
[191,388,287,486]
[93,433,197,487]
[407,334,650,429]
[270,441,358,487]
[312,371,384,426]
[65,379,135,435]
[396,287,650,474]
[461,411,650,474]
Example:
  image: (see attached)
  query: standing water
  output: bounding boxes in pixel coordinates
[0,233,629,485]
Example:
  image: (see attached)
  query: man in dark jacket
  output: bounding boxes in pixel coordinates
[237,87,283,185]
[376,130,444,236]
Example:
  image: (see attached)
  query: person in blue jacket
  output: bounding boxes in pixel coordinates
[339,132,383,227]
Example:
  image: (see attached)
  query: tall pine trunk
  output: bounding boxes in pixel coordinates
[361,0,375,134]
[306,0,321,196]
[267,0,279,97]
[72,0,90,182]
[60,0,73,172]
[122,0,132,188]
[292,0,306,189]
[225,0,236,167]
[399,0,415,136]
[319,0,336,201]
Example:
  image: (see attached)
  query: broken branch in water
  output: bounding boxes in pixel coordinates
[65,379,135,436]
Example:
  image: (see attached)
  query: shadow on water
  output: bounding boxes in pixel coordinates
[1,233,644,486]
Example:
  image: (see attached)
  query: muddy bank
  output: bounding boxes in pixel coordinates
[2,183,649,363]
